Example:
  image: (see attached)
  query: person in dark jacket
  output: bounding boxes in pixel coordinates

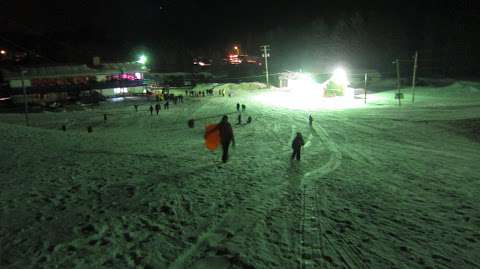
[291,132,305,161]
[241,104,246,112]
[206,115,235,163]
[236,103,240,112]
[309,114,313,127]
[149,105,154,115]
[155,104,161,115]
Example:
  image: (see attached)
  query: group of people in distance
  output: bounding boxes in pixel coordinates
[133,92,313,163]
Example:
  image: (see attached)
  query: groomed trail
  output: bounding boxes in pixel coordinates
[1,84,480,269]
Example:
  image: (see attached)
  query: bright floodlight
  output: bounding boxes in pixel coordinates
[332,68,348,86]
[0,50,6,55]
[289,73,316,91]
[137,55,147,65]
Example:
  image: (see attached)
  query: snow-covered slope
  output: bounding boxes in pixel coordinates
[1,82,479,268]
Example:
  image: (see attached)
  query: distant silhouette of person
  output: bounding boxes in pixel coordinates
[247,116,252,124]
[237,114,242,125]
[155,104,160,115]
[241,104,246,112]
[291,132,305,161]
[164,101,169,110]
[236,103,240,112]
[149,105,153,115]
[134,104,138,112]
[309,114,313,127]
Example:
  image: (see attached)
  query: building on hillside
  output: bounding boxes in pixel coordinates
[0,61,149,104]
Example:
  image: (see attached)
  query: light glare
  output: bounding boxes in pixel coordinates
[137,55,147,65]
[332,68,349,86]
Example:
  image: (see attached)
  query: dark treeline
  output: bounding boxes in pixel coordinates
[1,1,478,78]
[260,11,479,78]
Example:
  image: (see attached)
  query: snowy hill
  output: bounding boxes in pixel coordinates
[1,81,479,268]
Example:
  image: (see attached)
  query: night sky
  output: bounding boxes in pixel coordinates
[1,0,479,75]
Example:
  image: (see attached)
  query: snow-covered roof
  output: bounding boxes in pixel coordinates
[1,62,147,80]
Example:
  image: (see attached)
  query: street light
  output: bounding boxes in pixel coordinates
[137,55,147,65]
[0,50,6,55]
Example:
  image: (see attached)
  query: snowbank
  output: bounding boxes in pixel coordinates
[193,82,268,93]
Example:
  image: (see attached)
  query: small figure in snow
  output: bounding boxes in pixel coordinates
[309,114,313,127]
[149,105,154,115]
[236,103,240,112]
[247,116,252,124]
[237,114,242,125]
[291,132,305,161]
[164,101,169,110]
[134,104,138,112]
[241,104,246,112]
[155,104,161,115]
[104,113,107,122]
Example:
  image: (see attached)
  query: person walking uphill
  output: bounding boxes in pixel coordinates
[291,132,305,161]
[206,115,235,163]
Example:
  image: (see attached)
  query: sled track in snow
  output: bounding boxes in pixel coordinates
[288,113,368,269]
[298,119,342,269]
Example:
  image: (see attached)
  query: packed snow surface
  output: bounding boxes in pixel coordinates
[1,82,480,268]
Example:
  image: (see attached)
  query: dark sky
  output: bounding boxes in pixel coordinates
[1,0,479,73]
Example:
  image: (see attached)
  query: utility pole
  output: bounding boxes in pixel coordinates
[411,51,418,104]
[21,70,29,126]
[395,59,401,90]
[260,45,270,87]
[364,73,368,104]
[394,59,401,106]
